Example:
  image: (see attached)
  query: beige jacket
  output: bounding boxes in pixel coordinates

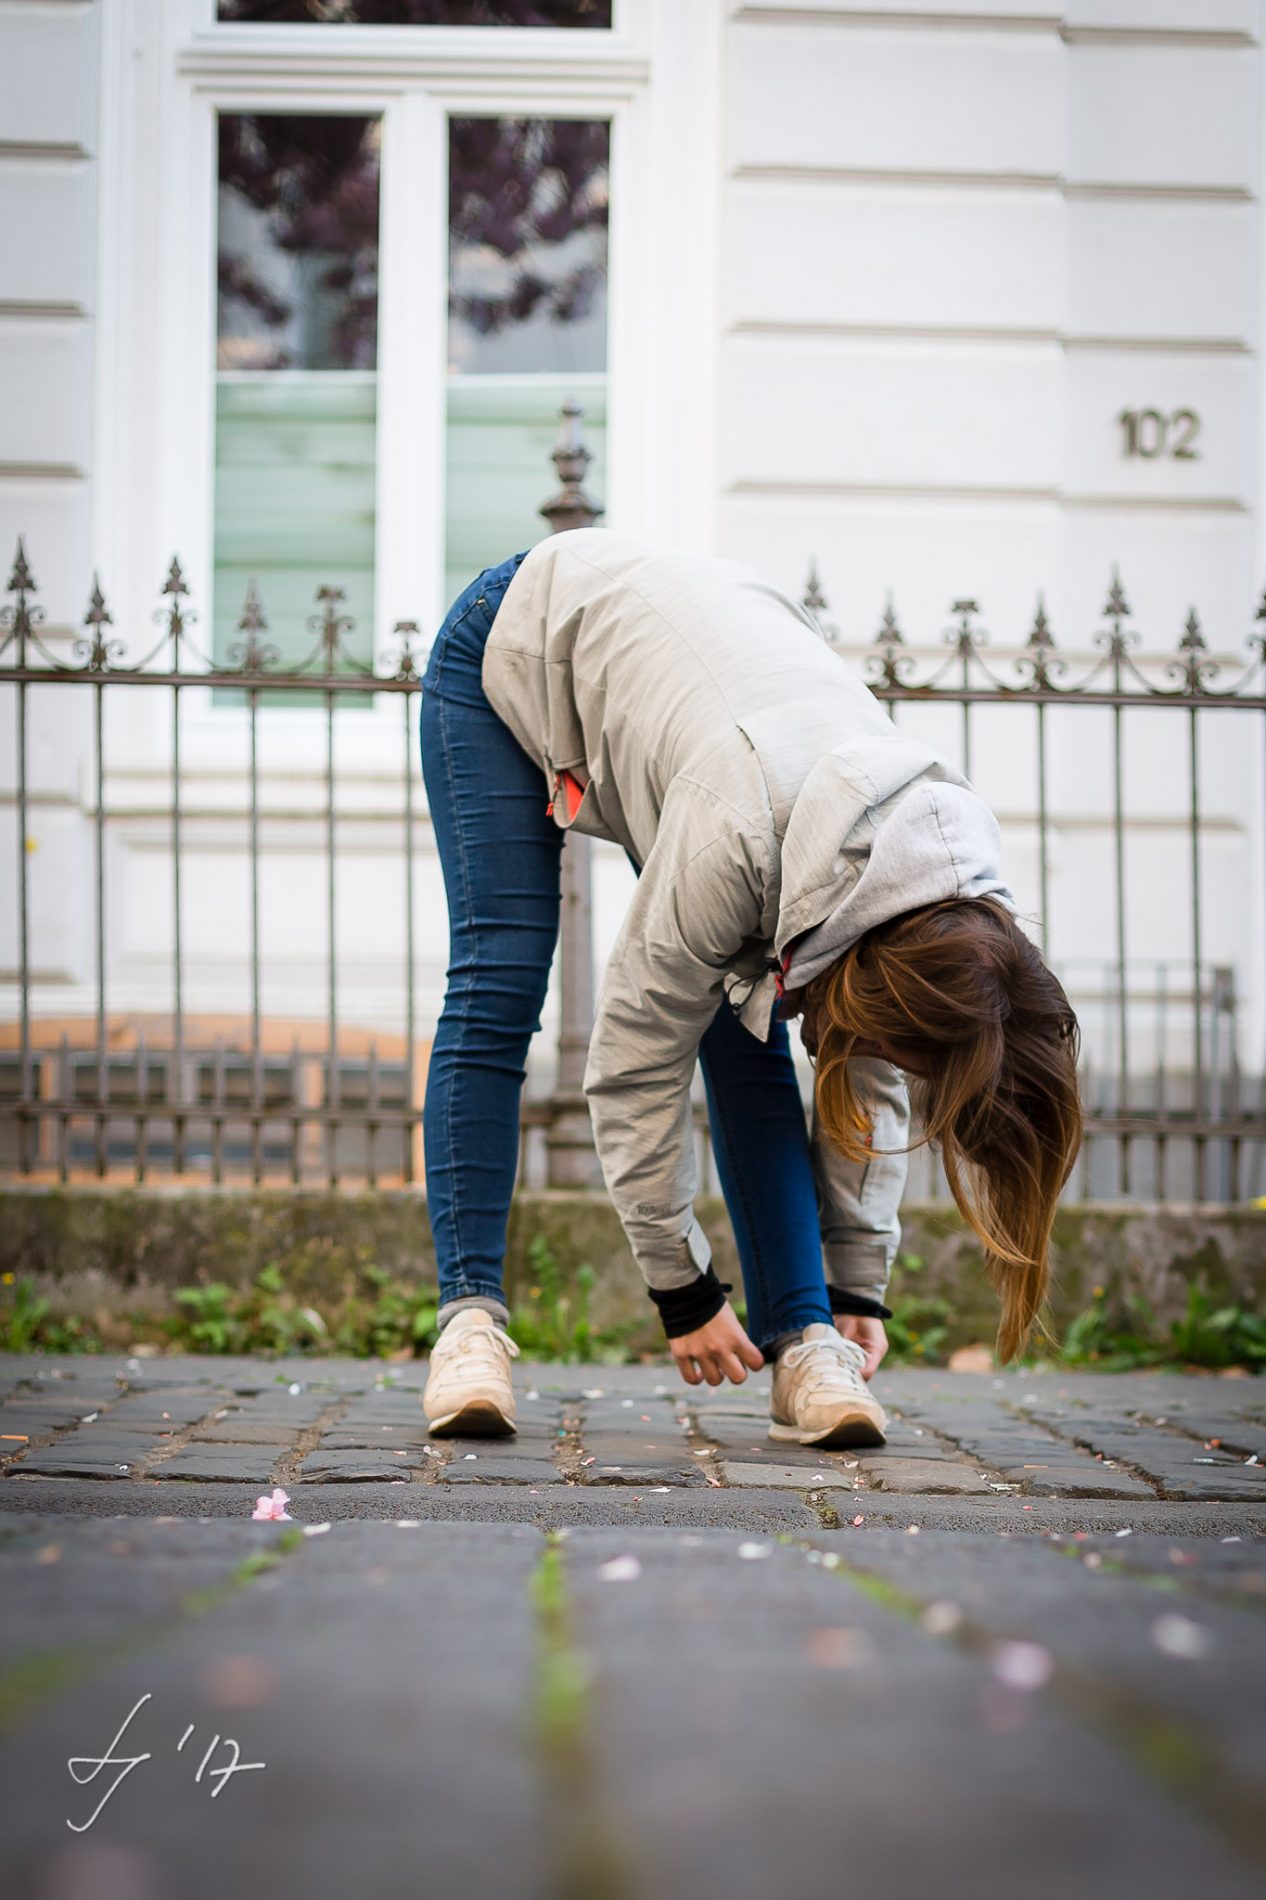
[482,529,1012,1305]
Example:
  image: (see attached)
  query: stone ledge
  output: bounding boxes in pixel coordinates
[0,1186,1262,1347]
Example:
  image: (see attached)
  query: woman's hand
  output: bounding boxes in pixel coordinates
[670,1305,765,1387]
[833,1314,888,1381]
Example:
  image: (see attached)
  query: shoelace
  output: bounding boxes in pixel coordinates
[446,1323,520,1367]
[781,1331,868,1397]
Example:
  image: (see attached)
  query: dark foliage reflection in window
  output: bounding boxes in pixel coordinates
[449,117,608,375]
[218,2,612,25]
[217,113,380,370]
[214,113,380,674]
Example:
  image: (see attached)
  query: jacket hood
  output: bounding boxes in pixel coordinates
[777,738,1016,991]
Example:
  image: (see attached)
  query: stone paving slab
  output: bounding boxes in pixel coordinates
[1035,1412,1266,1501]
[441,1454,562,1485]
[0,1519,553,1900]
[14,1444,148,1480]
[720,1460,859,1489]
[0,1515,278,1672]
[147,1445,283,1484]
[811,1528,1266,1784]
[565,1525,1263,1900]
[189,1416,313,1445]
[297,1448,420,1482]
[850,1454,996,1493]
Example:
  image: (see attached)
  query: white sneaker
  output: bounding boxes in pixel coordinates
[422,1308,520,1437]
[768,1324,888,1448]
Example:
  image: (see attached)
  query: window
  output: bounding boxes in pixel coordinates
[214,111,381,670]
[217,2,612,26]
[445,115,609,603]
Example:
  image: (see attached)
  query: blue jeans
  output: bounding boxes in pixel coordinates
[419,549,834,1356]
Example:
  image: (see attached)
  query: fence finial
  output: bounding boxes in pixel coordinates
[227,578,278,675]
[1020,591,1062,688]
[78,574,121,673]
[801,557,839,645]
[870,592,908,687]
[1102,567,1132,628]
[7,536,35,597]
[539,398,604,535]
[1,536,43,664]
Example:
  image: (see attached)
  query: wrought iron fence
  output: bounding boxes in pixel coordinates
[2,493,1265,1204]
[802,563,1266,1205]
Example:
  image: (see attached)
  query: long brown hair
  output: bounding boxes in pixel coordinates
[805,897,1082,1361]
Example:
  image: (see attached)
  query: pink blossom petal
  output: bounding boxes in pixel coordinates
[991,1640,1054,1691]
[598,1555,641,1582]
[250,1487,292,1522]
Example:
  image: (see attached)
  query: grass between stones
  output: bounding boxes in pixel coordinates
[530,1532,631,1900]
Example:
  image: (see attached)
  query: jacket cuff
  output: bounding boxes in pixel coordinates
[647,1267,732,1338]
[823,1237,893,1309]
[828,1286,893,1322]
[634,1214,713,1293]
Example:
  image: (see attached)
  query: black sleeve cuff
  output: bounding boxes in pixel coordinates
[828,1286,894,1321]
[647,1266,733,1338]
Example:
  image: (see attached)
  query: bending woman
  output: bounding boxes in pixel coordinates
[418,529,1082,1448]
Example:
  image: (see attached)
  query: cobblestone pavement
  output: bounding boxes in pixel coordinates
[1,1353,1263,1900]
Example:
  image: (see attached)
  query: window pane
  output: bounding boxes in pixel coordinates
[218,2,612,25]
[445,116,608,601]
[214,113,380,676]
[448,117,608,376]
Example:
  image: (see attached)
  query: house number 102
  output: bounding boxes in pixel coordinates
[1118,408,1200,460]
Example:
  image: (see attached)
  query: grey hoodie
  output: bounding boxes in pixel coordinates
[481,529,1015,1308]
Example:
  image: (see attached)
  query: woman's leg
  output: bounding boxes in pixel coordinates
[420,553,562,1329]
[698,1000,833,1356]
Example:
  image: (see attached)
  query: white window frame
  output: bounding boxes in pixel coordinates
[92,0,723,777]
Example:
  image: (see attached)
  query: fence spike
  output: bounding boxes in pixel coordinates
[239,577,268,635]
[946,597,985,656]
[228,578,279,674]
[1102,566,1131,624]
[802,556,827,616]
[310,583,355,668]
[801,557,839,645]
[539,397,604,534]
[388,619,423,681]
[78,573,122,672]
[7,536,35,596]
[1026,592,1054,651]
[1178,606,1205,653]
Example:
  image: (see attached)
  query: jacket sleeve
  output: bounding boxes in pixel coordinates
[583,790,770,1295]
[810,1056,910,1305]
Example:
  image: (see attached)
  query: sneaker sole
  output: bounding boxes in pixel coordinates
[769,1412,887,1449]
[426,1398,517,1438]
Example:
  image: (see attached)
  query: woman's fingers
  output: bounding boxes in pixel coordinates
[671,1310,766,1388]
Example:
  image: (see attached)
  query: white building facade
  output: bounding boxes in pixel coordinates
[1,0,1263,1195]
